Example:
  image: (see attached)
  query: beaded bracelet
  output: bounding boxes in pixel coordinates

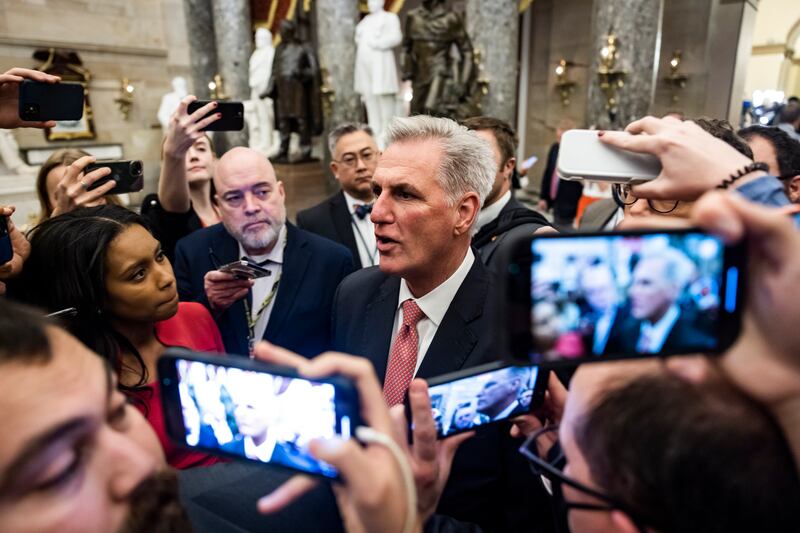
[716,162,769,190]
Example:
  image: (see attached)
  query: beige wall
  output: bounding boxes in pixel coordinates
[743,0,800,99]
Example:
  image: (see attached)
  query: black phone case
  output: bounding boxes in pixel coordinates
[187,101,244,131]
[18,81,84,121]
[0,217,12,266]
[85,161,144,194]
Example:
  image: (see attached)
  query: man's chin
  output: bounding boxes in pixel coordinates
[119,470,192,533]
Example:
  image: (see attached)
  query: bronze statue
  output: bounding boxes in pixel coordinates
[264,19,322,163]
[400,0,473,117]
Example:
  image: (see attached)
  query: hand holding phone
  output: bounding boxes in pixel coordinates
[218,259,272,280]
[18,79,84,122]
[50,156,117,218]
[0,206,29,278]
[85,160,144,194]
[187,100,244,131]
[557,129,661,184]
[0,215,12,267]
[162,97,221,158]
[0,68,62,129]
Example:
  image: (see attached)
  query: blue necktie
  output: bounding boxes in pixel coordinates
[354,203,373,220]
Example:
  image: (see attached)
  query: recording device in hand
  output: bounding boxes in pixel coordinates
[18,80,84,121]
[501,228,746,367]
[557,129,661,183]
[159,348,362,480]
[187,101,245,131]
[85,160,144,194]
[218,259,272,280]
[408,362,547,439]
[0,216,12,266]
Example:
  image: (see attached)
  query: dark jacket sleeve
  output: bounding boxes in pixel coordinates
[425,515,485,533]
[539,143,558,206]
[141,193,201,264]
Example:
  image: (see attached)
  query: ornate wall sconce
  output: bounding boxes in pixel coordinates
[663,50,689,104]
[554,59,576,106]
[208,74,229,100]
[114,78,135,120]
[473,48,490,97]
[596,34,627,114]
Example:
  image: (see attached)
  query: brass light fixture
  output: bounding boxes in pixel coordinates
[115,78,135,120]
[554,59,576,106]
[596,33,627,115]
[663,50,689,104]
[208,74,229,100]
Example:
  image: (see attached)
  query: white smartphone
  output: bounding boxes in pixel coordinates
[556,129,661,183]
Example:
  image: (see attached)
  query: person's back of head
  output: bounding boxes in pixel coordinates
[779,104,800,127]
[574,373,800,533]
[694,118,753,159]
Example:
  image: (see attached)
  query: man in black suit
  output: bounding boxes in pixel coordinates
[174,147,354,357]
[296,123,379,268]
[538,118,583,230]
[463,116,553,270]
[610,248,714,354]
[332,115,554,532]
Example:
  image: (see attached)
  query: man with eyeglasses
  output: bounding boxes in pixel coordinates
[297,123,380,268]
[174,147,354,358]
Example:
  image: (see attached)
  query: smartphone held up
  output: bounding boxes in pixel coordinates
[500,229,746,368]
[556,129,661,184]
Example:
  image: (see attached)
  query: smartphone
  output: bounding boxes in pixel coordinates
[218,259,272,280]
[187,101,244,131]
[409,361,548,439]
[85,160,144,194]
[158,348,362,480]
[0,216,12,266]
[500,228,746,367]
[18,80,84,121]
[557,129,661,183]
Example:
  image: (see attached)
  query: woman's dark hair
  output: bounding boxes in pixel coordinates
[575,374,800,533]
[21,205,155,395]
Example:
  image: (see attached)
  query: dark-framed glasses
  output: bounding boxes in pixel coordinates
[612,183,679,214]
[336,150,376,168]
[519,425,648,533]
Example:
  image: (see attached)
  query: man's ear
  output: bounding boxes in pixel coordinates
[788,175,800,203]
[330,161,340,181]
[609,510,642,533]
[454,192,481,236]
[503,157,516,180]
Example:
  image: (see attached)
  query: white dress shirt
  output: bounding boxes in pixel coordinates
[493,399,521,421]
[240,224,286,345]
[342,190,379,267]
[475,190,512,234]
[243,433,277,462]
[592,306,617,354]
[390,248,475,374]
[637,304,680,353]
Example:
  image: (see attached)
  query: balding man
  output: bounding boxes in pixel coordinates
[174,147,354,357]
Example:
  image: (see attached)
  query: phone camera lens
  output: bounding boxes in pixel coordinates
[130,161,143,176]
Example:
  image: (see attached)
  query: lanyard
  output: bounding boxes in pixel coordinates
[350,216,378,266]
[244,235,287,356]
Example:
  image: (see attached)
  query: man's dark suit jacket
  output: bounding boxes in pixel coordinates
[474,196,552,271]
[606,309,716,355]
[539,142,583,221]
[578,198,619,231]
[296,190,363,268]
[332,257,555,532]
[174,222,354,357]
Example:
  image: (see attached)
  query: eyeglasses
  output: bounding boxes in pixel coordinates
[335,150,376,168]
[612,183,680,214]
[519,425,648,533]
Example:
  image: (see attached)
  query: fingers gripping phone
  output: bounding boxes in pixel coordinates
[159,349,362,480]
[0,216,12,266]
[218,259,272,280]
[500,228,746,367]
[85,160,144,194]
[557,129,661,184]
[18,80,84,121]
[187,101,245,131]
[408,362,548,439]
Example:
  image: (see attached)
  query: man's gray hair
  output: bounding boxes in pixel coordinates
[640,247,697,291]
[385,115,495,207]
[327,122,374,155]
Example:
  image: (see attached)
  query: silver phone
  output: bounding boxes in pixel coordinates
[556,129,661,184]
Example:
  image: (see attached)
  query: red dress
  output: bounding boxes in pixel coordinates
[130,301,226,469]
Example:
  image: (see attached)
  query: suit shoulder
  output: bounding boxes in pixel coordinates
[338,266,388,295]
[175,224,225,256]
[295,196,333,226]
[295,226,352,262]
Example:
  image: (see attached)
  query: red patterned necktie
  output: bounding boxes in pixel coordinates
[383,299,426,406]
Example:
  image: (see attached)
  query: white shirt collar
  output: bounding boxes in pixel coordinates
[243,433,277,462]
[397,248,475,327]
[238,224,287,265]
[494,400,520,421]
[475,190,512,233]
[640,304,681,349]
[342,190,374,215]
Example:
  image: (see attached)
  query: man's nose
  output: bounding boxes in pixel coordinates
[243,192,261,214]
[370,192,391,224]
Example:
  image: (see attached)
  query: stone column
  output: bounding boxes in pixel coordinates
[315,0,360,136]
[586,0,664,130]
[466,0,520,124]
[182,0,218,98]
[211,0,252,149]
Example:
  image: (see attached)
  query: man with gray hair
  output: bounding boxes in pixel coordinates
[296,122,380,268]
[331,115,552,531]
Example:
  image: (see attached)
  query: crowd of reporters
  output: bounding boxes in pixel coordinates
[1,65,800,532]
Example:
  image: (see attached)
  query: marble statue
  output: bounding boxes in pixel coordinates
[157,76,188,130]
[247,28,276,156]
[400,0,473,117]
[0,130,34,174]
[265,19,323,163]
[355,0,402,148]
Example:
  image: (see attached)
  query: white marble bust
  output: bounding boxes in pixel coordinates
[157,76,188,130]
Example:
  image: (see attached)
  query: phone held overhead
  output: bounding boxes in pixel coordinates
[187,101,245,131]
[18,80,85,122]
[85,160,145,194]
[557,129,661,184]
